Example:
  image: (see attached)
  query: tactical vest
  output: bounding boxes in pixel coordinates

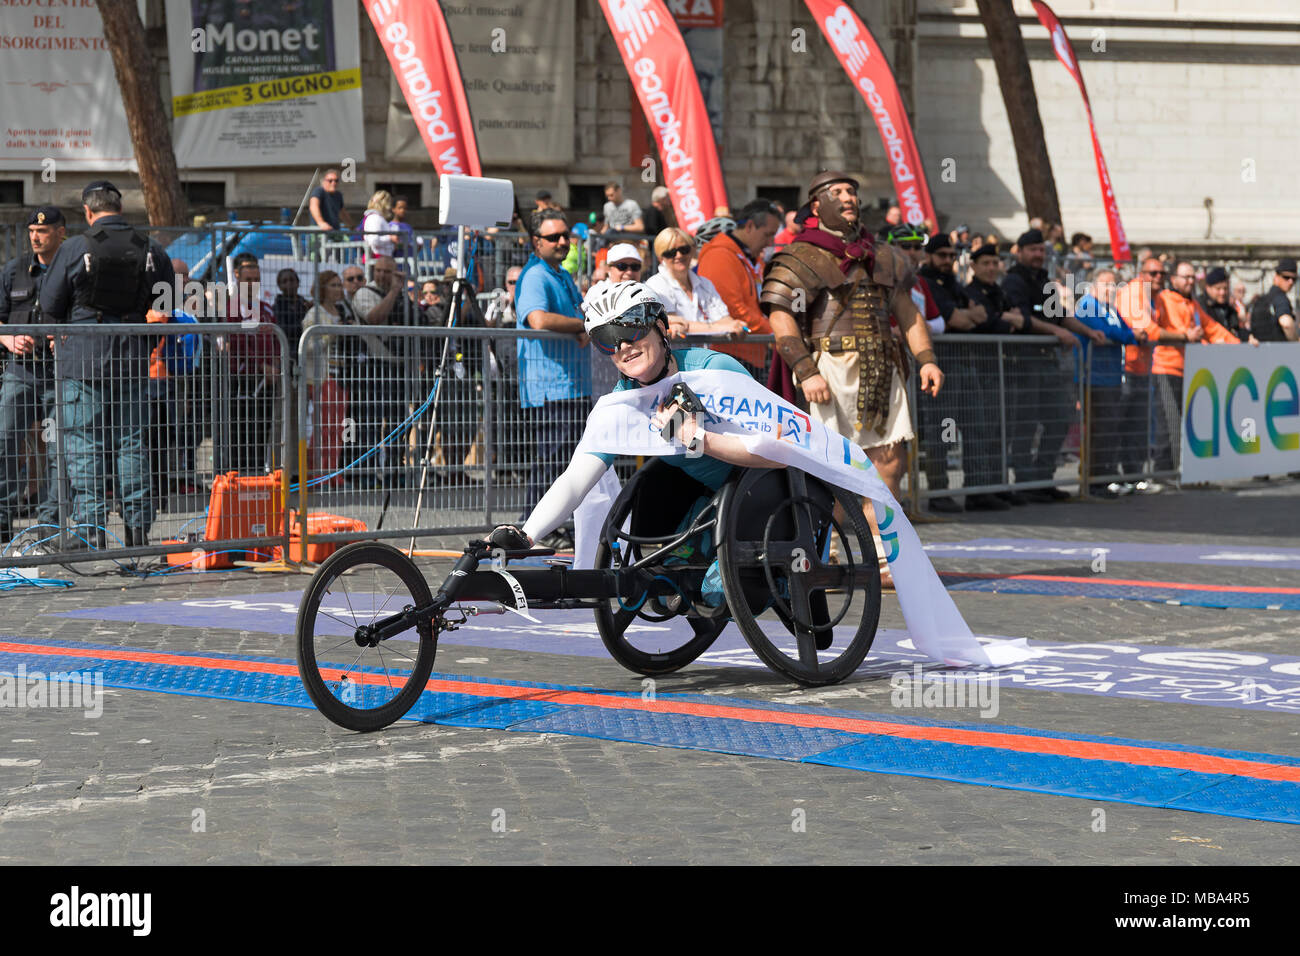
[6,254,49,369]
[72,224,153,321]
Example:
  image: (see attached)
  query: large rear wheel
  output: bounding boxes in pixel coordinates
[717,469,881,686]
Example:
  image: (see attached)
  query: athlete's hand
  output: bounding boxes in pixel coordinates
[919,363,943,397]
[800,373,832,404]
[488,525,532,550]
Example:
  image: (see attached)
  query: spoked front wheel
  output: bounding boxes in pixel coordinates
[296,542,437,732]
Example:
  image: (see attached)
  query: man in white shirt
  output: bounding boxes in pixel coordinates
[603,182,644,233]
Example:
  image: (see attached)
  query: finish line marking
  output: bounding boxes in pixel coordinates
[2,639,1298,824]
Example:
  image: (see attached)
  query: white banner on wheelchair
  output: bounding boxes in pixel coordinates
[574,369,1037,668]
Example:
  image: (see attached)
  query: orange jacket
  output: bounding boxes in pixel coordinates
[1152,289,1239,376]
[696,232,771,368]
[1115,277,1157,375]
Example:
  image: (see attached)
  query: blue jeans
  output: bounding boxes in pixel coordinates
[0,366,58,526]
[60,377,153,533]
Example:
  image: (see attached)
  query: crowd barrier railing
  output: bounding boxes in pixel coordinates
[1,321,1198,571]
[0,322,293,572]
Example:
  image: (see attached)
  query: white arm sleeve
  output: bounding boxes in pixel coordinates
[521,453,609,543]
[927,315,946,336]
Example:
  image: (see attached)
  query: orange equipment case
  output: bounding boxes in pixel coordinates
[274,511,368,563]
[205,470,285,561]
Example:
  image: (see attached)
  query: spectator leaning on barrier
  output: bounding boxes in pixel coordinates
[361,190,400,260]
[351,256,413,484]
[301,270,350,485]
[1197,266,1245,340]
[1073,269,1139,497]
[1114,256,1166,490]
[962,242,1030,507]
[644,229,746,340]
[1149,260,1240,475]
[145,257,202,499]
[515,208,592,549]
[1249,258,1298,343]
[309,168,348,232]
[272,267,311,350]
[697,198,779,374]
[915,232,1009,512]
[341,265,365,304]
[1000,227,1102,502]
[0,205,66,542]
[39,181,174,550]
[603,182,644,233]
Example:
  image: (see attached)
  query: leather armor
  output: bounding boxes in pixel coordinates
[762,238,912,432]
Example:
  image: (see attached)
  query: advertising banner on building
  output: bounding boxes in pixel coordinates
[1182,344,1299,482]
[598,0,727,233]
[0,3,135,171]
[1031,1,1131,262]
[166,0,365,169]
[805,0,935,227]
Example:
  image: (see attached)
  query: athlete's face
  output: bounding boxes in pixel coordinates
[610,323,668,384]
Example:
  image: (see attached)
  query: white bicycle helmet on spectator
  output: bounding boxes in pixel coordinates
[582,279,669,355]
[692,216,735,246]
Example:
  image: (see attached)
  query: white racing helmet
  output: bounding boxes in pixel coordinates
[582,280,669,355]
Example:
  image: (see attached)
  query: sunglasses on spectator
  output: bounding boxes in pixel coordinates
[660,245,692,260]
[345,275,364,282]
[506,279,517,286]
[535,230,569,243]
[1281,274,1297,281]
[323,177,339,184]
[609,260,642,272]
[1143,269,1166,276]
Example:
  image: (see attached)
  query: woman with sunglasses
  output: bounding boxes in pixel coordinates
[645,228,748,340]
[488,280,779,565]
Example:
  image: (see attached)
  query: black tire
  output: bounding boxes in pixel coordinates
[717,469,881,686]
[592,465,725,676]
[296,542,437,732]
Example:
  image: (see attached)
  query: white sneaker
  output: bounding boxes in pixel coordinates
[1134,480,1164,495]
[1105,482,1131,496]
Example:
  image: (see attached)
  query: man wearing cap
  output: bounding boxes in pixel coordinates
[0,206,67,542]
[38,181,174,551]
[1248,258,1298,343]
[916,233,1009,511]
[1197,267,1246,340]
[1000,227,1103,501]
[762,171,942,580]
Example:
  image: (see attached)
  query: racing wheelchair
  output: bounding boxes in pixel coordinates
[296,463,882,732]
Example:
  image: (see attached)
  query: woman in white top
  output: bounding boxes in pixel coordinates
[361,190,400,259]
[644,227,747,339]
[301,270,351,484]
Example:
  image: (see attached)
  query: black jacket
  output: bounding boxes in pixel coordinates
[963,277,1022,335]
[1001,262,1052,327]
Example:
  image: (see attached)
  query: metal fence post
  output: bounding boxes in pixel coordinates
[997,340,1008,484]
[1080,344,1091,498]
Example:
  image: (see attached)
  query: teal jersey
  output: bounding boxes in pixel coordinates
[589,348,752,490]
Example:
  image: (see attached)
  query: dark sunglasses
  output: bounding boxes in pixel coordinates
[590,320,654,355]
[535,230,569,243]
[345,275,364,282]
[1143,270,1166,277]
[609,260,642,272]
[660,245,692,260]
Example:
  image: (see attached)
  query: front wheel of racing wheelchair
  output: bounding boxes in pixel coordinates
[593,461,882,686]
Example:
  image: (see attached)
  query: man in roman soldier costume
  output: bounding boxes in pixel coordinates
[762,171,943,586]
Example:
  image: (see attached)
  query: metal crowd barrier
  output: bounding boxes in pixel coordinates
[906,334,1178,510]
[0,317,1208,571]
[0,322,293,570]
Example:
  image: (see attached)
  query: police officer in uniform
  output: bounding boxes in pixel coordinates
[0,206,66,542]
[38,181,174,551]
[1248,258,1298,343]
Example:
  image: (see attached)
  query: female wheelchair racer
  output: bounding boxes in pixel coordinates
[295,281,883,732]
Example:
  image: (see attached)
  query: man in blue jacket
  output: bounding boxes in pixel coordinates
[1073,268,1141,497]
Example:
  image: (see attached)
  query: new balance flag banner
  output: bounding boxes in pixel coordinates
[1032,1,1130,262]
[805,0,936,228]
[366,0,481,177]
[574,369,1040,668]
[598,0,727,233]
